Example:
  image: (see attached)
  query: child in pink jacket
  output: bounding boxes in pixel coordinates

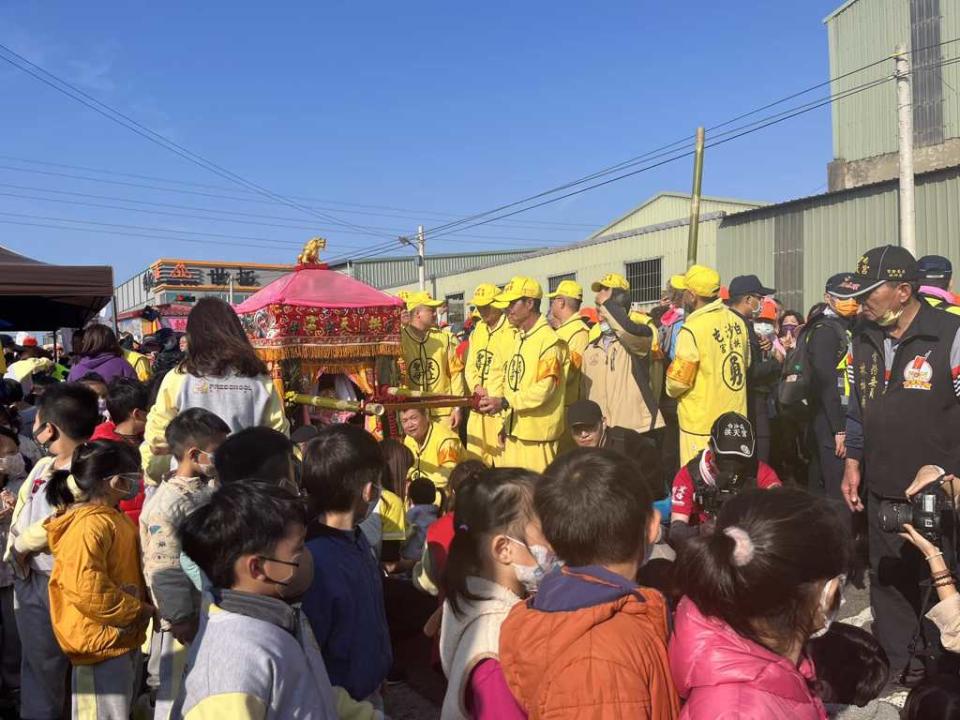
[670,488,850,719]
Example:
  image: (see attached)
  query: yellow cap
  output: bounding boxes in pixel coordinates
[405,290,444,311]
[590,272,630,292]
[669,274,686,291]
[396,290,411,302]
[495,276,543,303]
[469,283,507,308]
[674,265,721,297]
[547,279,583,300]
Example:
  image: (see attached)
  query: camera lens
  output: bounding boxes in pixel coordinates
[878,500,913,533]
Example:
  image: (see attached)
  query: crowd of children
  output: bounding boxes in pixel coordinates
[1,298,960,720]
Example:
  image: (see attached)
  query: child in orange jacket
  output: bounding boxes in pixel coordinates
[499,448,680,720]
[45,440,154,718]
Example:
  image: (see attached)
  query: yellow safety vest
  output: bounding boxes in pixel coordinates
[924,295,960,316]
[555,315,589,406]
[503,316,567,442]
[401,327,466,410]
[666,299,750,437]
[403,422,463,490]
[464,315,516,396]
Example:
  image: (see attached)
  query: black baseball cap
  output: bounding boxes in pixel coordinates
[567,399,603,428]
[844,245,918,297]
[917,255,953,280]
[710,412,755,458]
[728,275,775,297]
[824,273,862,298]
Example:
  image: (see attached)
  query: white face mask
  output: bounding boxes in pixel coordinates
[0,454,25,479]
[809,574,846,639]
[506,537,559,594]
[754,322,775,337]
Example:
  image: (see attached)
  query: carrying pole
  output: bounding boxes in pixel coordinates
[895,43,917,255]
[417,225,426,291]
[686,127,706,267]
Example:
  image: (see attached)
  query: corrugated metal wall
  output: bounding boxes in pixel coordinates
[384,216,727,304]
[338,250,536,289]
[591,194,763,237]
[827,0,960,162]
[718,166,960,313]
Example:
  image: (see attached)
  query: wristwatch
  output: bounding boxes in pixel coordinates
[501,397,510,412]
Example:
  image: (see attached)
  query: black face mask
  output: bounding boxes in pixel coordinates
[33,423,57,454]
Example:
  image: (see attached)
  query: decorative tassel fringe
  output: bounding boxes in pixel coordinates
[253,340,401,363]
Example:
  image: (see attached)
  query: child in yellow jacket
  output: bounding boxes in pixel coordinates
[45,440,154,719]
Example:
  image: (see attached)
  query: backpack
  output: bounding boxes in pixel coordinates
[777,318,846,419]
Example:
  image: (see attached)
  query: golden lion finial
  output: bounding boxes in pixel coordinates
[298,237,327,265]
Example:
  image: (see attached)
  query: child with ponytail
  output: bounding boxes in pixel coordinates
[439,466,548,720]
[45,440,155,718]
[670,487,851,719]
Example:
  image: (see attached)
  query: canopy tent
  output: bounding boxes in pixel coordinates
[235,254,403,363]
[0,245,114,330]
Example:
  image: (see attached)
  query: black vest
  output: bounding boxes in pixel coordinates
[851,302,960,497]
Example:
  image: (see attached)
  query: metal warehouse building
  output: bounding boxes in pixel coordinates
[383,193,764,322]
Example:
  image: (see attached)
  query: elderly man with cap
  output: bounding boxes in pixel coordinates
[401,290,467,429]
[840,245,960,682]
[726,274,781,462]
[665,264,750,466]
[476,276,566,472]
[548,279,589,408]
[917,255,960,315]
[463,283,516,464]
[797,273,860,503]
[581,272,663,443]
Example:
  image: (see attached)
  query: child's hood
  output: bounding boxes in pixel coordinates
[440,577,521,673]
[46,504,121,552]
[669,596,817,704]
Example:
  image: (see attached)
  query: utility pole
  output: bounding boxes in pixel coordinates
[895,43,917,255]
[687,127,706,267]
[416,224,426,291]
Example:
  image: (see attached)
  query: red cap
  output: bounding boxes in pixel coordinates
[719,285,730,301]
[22,337,38,347]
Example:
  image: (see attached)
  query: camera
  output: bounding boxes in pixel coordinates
[879,478,952,544]
[696,470,752,516]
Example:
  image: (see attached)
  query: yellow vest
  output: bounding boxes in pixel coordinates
[666,299,749,437]
[121,348,152,382]
[403,422,463,490]
[924,295,960,316]
[401,326,466,404]
[555,315,589,406]
[503,316,567,442]
[465,315,516,395]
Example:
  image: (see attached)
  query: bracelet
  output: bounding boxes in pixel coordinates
[932,570,954,580]
[926,551,945,562]
[935,578,956,588]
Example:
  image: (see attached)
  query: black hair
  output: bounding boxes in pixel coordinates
[408,477,437,506]
[444,466,537,616]
[165,408,231,462]
[0,378,23,405]
[380,437,414,499]
[538,448,653,566]
[214,427,293,485]
[0,406,18,435]
[302,424,383,515]
[903,674,960,720]
[807,302,828,323]
[36,382,100,442]
[807,622,889,706]
[675,487,851,656]
[183,297,267,378]
[0,426,19,447]
[105,378,149,424]
[179,480,306,589]
[45,440,139,508]
[781,310,804,326]
[447,459,485,509]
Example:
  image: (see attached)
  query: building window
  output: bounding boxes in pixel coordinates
[445,293,465,326]
[625,258,663,304]
[548,273,577,293]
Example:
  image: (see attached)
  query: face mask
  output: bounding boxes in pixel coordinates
[259,547,315,602]
[33,423,55,455]
[809,574,846,639]
[507,537,558,594]
[876,306,904,327]
[754,322,775,337]
[833,298,859,318]
[0,454,25,479]
[111,473,141,502]
[196,450,216,479]
[750,298,762,319]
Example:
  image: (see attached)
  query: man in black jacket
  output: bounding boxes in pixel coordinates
[726,275,781,462]
[841,245,960,682]
[805,273,860,504]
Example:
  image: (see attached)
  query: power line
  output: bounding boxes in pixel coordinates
[0,42,395,240]
[422,37,960,239]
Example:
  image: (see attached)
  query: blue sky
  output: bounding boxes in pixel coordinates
[0,1,844,283]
